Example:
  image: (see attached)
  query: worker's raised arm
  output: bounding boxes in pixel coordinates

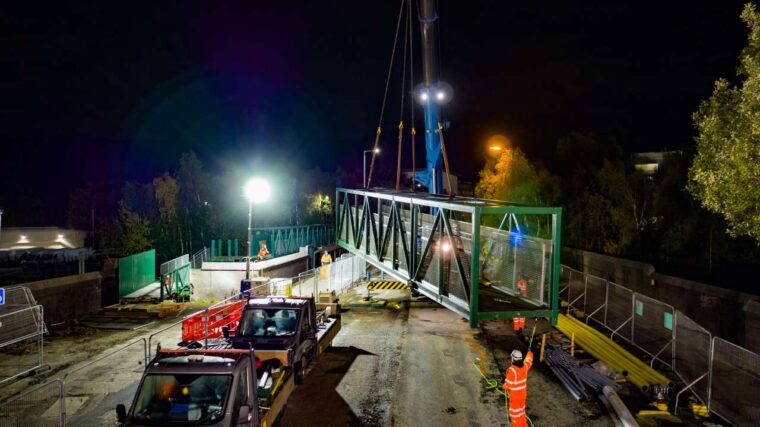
[525,350,534,370]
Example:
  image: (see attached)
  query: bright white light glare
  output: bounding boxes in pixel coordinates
[374,148,380,154]
[57,234,64,240]
[244,178,271,204]
[420,92,429,101]
[18,235,29,244]
[436,91,445,101]
[441,241,452,253]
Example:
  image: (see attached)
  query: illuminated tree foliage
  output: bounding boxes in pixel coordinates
[689,3,760,243]
[475,148,558,207]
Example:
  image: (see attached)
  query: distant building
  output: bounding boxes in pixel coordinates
[0,227,87,250]
[631,151,681,176]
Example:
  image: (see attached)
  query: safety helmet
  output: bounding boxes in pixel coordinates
[511,349,523,361]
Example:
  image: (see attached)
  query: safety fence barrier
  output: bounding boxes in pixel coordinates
[0,286,47,387]
[0,379,64,426]
[561,264,760,427]
[276,253,366,297]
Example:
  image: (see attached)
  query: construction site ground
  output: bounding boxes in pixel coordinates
[0,286,613,427]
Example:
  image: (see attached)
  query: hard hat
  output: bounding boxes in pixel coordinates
[511,349,523,361]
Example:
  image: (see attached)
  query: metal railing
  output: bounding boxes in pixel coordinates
[561,264,760,426]
[191,247,210,268]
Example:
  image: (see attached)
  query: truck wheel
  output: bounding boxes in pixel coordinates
[295,356,307,385]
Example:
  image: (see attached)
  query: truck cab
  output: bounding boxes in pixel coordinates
[226,296,319,384]
[118,350,261,426]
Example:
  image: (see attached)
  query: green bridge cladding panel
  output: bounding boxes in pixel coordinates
[335,188,561,327]
[212,225,335,259]
[119,249,156,298]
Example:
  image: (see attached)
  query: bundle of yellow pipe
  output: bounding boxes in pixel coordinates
[556,314,669,390]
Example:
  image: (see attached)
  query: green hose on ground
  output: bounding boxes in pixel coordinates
[472,360,535,427]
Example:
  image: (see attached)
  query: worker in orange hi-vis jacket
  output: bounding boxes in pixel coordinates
[503,349,534,427]
[513,278,528,333]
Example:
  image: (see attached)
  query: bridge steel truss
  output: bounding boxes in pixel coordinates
[335,188,562,327]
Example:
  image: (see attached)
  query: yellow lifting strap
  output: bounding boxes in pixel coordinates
[437,122,454,196]
[366,127,383,188]
[396,120,404,190]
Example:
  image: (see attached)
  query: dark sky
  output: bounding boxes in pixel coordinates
[0,1,749,226]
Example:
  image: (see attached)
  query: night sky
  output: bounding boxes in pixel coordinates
[0,1,749,226]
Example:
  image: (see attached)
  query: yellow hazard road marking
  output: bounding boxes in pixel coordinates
[367,281,409,290]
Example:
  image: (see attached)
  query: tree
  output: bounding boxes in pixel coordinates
[689,3,760,244]
[119,209,151,255]
[475,148,558,207]
[475,148,560,237]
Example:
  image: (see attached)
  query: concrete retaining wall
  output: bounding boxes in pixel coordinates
[21,272,103,324]
[191,252,309,301]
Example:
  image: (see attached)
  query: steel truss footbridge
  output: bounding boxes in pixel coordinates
[335,188,562,327]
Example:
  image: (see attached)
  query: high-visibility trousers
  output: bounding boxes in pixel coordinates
[508,397,527,427]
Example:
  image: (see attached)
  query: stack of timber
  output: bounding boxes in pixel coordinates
[556,314,669,390]
[103,301,185,318]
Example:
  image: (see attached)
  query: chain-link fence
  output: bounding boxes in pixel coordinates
[561,264,760,427]
[709,337,760,426]
[0,379,64,426]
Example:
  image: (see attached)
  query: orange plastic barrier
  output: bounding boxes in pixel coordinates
[182,300,245,342]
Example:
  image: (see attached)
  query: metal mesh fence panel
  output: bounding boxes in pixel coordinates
[0,288,43,345]
[673,311,711,403]
[559,265,571,301]
[0,379,64,426]
[566,268,586,311]
[584,274,606,323]
[632,293,674,366]
[118,249,156,298]
[604,282,633,341]
[710,337,760,426]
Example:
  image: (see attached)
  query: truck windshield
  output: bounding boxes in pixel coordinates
[238,308,300,337]
[132,374,232,425]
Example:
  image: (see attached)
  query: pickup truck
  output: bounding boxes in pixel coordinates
[117,295,340,426]
[116,348,292,427]
[223,296,340,384]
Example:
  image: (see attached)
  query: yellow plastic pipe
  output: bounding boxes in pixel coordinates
[556,314,669,390]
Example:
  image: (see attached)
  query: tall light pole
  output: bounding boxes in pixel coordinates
[363,148,380,188]
[0,209,3,247]
[243,178,271,280]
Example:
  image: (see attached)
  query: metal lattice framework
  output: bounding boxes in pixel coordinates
[335,188,561,327]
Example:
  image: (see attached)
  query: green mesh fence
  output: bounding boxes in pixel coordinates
[119,249,156,298]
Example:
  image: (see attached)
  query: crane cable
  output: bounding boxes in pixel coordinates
[367,0,406,189]
[395,0,410,191]
[408,0,416,192]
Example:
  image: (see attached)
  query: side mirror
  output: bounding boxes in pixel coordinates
[237,404,252,424]
[116,404,127,423]
[222,326,229,339]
